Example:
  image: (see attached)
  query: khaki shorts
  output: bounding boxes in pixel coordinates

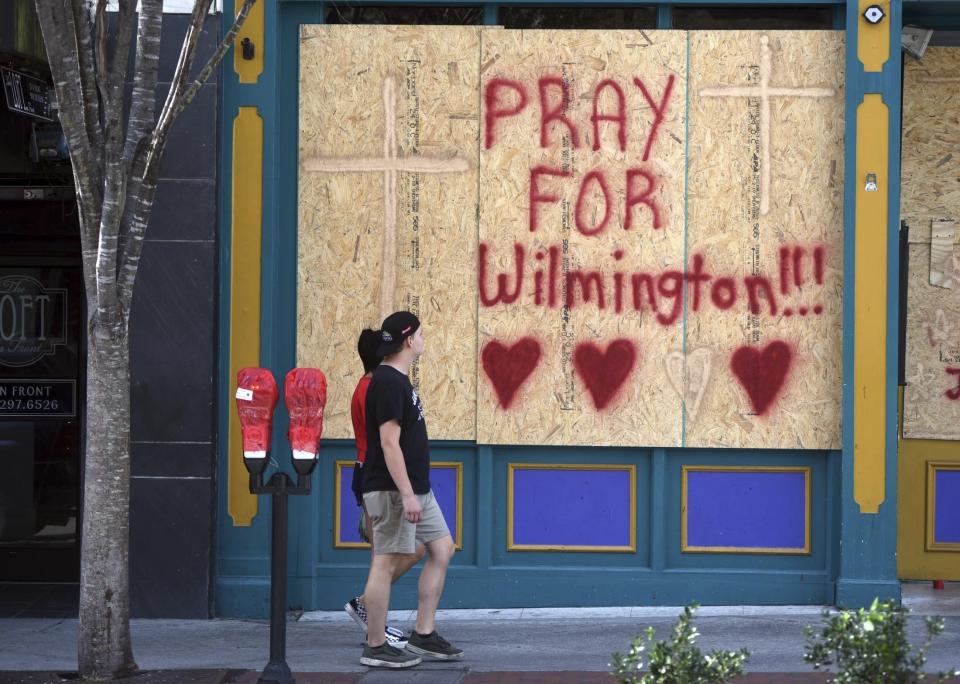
[362,489,450,555]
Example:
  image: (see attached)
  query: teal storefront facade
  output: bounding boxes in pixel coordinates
[213,0,958,618]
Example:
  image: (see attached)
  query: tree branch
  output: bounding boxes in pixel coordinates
[152,0,214,149]
[70,0,105,163]
[70,165,103,311]
[103,0,137,163]
[36,0,103,207]
[119,0,213,307]
[114,0,163,310]
[117,159,161,318]
[94,0,139,328]
[142,0,257,179]
[34,0,102,302]
[94,0,108,117]
[118,0,257,309]
[120,0,162,176]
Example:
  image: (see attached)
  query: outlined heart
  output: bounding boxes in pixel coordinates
[573,339,637,411]
[481,337,542,409]
[730,340,793,416]
[664,348,713,420]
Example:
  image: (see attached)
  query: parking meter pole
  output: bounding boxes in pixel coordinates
[258,473,293,684]
[238,366,325,684]
[256,472,313,684]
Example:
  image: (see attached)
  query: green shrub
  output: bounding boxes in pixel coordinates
[611,604,750,684]
[804,598,960,684]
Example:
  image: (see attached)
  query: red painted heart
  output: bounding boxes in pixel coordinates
[481,337,542,409]
[573,339,637,411]
[730,341,793,416]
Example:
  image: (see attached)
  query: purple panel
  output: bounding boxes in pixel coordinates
[430,466,459,545]
[686,470,806,549]
[337,463,459,545]
[512,468,631,547]
[338,463,364,544]
[934,469,960,544]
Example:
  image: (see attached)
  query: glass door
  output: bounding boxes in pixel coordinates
[0,200,83,582]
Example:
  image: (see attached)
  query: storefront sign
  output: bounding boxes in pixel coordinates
[0,274,69,368]
[0,379,76,418]
[1,67,53,122]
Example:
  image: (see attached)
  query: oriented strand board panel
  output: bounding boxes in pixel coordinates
[903,244,960,439]
[902,47,960,440]
[476,30,687,446]
[684,31,845,449]
[298,27,845,449]
[901,47,960,232]
[297,25,480,440]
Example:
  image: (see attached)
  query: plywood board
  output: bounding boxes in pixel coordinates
[297,27,845,449]
[476,29,687,446]
[903,244,960,439]
[297,25,480,440]
[902,47,960,440]
[901,47,960,231]
[684,31,845,449]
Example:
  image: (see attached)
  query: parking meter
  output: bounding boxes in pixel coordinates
[284,368,327,476]
[239,367,325,684]
[236,367,279,475]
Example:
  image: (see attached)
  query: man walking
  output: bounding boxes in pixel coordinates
[360,311,463,669]
[344,328,424,647]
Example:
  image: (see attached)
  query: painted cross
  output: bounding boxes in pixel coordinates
[699,35,835,216]
[906,362,938,401]
[302,76,471,321]
[929,308,955,347]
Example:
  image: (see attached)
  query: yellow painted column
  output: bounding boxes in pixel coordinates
[852,0,891,514]
[853,96,888,513]
[858,0,890,72]
[234,0,264,84]
[228,107,263,526]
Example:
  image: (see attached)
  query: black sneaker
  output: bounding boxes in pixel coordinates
[405,630,464,660]
[344,597,367,631]
[360,642,421,668]
[345,597,406,643]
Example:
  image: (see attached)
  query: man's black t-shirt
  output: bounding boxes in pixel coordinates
[362,364,430,494]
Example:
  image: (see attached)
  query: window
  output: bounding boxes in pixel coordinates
[324,5,484,25]
[498,6,657,30]
[672,5,835,30]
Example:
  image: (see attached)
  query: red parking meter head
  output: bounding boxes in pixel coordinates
[236,368,279,474]
[284,368,327,476]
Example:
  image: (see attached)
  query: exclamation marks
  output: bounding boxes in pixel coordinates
[780,246,791,295]
[779,245,825,317]
[813,246,824,289]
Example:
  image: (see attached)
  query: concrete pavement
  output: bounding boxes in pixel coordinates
[1,583,958,682]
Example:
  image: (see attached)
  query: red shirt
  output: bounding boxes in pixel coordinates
[351,375,371,463]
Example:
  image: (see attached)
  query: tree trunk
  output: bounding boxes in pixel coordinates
[30,1,257,677]
[78,317,137,680]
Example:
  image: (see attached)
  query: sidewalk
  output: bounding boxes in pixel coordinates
[1,583,958,683]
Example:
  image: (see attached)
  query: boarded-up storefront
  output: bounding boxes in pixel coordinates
[216,2,915,615]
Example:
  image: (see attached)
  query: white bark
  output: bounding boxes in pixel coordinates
[78,328,135,679]
[32,0,257,678]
